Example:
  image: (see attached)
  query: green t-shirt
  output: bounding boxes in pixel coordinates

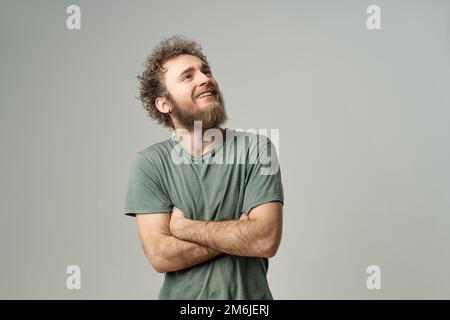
[124,128,284,299]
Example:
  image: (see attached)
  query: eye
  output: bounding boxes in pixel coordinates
[183,74,192,80]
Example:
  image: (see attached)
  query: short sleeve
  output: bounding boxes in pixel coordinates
[242,135,284,214]
[124,152,173,217]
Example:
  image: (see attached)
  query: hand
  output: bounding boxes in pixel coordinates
[169,206,188,238]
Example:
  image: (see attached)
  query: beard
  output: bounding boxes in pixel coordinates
[166,91,228,131]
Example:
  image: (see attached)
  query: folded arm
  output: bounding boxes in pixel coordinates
[136,212,221,273]
[170,201,283,258]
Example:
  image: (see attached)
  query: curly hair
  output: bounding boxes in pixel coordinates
[137,35,210,129]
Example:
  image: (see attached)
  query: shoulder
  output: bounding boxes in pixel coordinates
[134,139,173,170]
[139,140,172,158]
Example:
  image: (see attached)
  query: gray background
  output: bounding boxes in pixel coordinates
[1,0,449,299]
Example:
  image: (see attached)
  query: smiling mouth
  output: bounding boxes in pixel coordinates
[195,90,217,100]
[198,94,216,100]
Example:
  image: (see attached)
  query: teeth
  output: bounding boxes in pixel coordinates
[197,91,214,98]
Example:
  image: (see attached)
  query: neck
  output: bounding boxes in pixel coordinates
[174,125,225,158]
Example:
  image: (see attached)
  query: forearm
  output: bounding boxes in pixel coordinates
[152,235,221,273]
[174,219,271,258]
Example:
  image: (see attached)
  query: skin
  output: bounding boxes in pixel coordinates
[135,54,283,273]
[170,202,283,258]
[155,54,225,157]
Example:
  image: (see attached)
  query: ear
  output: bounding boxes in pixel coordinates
[155,96,172,114]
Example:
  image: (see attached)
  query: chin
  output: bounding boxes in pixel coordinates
[198,102,216,109]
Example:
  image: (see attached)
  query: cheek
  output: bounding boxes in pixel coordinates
[184,87,196,100]
[172,88,193,102]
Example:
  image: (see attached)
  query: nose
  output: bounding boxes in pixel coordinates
[197,71,213,87]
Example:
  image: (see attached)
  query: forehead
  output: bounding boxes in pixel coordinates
[162,54,205,80]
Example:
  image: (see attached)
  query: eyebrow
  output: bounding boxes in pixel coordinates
[178,63,210,81]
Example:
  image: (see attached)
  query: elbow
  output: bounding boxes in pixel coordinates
[153,264,168,274]
[142,244,168,273]
[262,243,279,258]
[148,255,169,273]
[147,248,172,273]
[260,235,281,258]
[150,257,166,273]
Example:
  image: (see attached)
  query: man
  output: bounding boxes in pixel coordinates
[124,35,284,299]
